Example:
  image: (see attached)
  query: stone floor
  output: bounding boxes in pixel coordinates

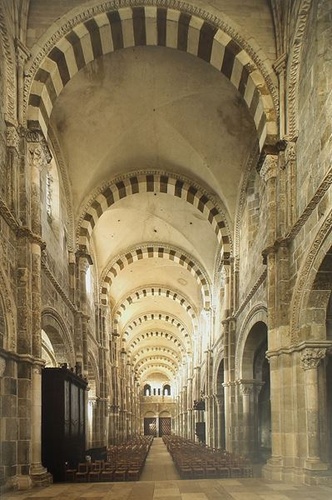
[2,439,332,500]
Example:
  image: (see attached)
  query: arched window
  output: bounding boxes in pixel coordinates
[41,329,57,367]
[144,384,151,396]
[163,384,171,396]
[85,265,95,306]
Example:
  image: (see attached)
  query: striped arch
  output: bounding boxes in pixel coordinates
[80,173,231,262]
[122,312,190,338]
[114,286,197,324]
[127,330,187,355]
[132,345,182,364]
[103,243,211,309]
[135,355,178,371]
[27,3,277,149]
[137,362,177,378]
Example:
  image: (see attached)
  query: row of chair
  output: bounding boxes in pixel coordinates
[163,435,253,479]
[65,436,153,482]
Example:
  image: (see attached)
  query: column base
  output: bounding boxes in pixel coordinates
[9,475,33,491]
[304,457,329,471]
[263,457,332,485]
[303,458,332,485]
[30,463,53,487]
[262,456,283,481]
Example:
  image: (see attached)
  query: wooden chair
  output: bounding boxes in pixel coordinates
[127,468,140,481]
[64,463,77,482]
[88,461,102,481]
[191,465,204,479]
[100,462,114,482]
[179,465,192,479]
[216,465,230,478]
[204,464,217,478]
[113,467,127,481]
[75,463,88,482]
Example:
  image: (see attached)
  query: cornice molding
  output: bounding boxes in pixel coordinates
[266,340,332,359]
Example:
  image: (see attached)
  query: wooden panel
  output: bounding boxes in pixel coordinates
[144,417,157,436]
[42,367,87,482]
[159,417,171,436]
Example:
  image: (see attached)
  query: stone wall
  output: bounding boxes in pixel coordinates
[238,167,268,307]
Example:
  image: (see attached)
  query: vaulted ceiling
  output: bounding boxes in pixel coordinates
[27,1,277,389]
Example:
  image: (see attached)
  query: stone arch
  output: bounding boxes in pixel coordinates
[113,286,198,324]
[212,345,225,392]
[136,355,178,372]
[240,321,267,380]
[215,357,225,394]
[236,304,267,379]
[144,411,155,418]
[0,266,16,352]
[127,330,187,355]
[162,383,171,396]
[143,383,151,396]
[290,211,332,343]
[236,308,270,460]
[138,363,176,378]
[103,242,211,309]
[41,307,75,366]
[81,172,231,265]
[26,1,277,149]
[122,312,189,337]
[132,346,182,365]
[159,409,171,417]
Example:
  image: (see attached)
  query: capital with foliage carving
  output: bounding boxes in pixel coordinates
[6,125,20,151]
[300,348,326,370]
[259,154,278,182]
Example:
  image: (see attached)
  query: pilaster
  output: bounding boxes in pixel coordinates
[75,251,92,375]
[300,347,328,471]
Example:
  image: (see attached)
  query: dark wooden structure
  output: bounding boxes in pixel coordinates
[42,367,88,482]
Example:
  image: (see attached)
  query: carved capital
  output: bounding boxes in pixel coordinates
[25,129,52,165]
[15,38,31,66]
[89,397,98,408]
[260,154,278,182]
[300,348,326,370]
[76,249,93,266]
[29,144,44,171]
[6,125,20,151]
[284,140,297,168]
[239,382,254,396]
[214,393,224,406]
[33,365,43,376]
